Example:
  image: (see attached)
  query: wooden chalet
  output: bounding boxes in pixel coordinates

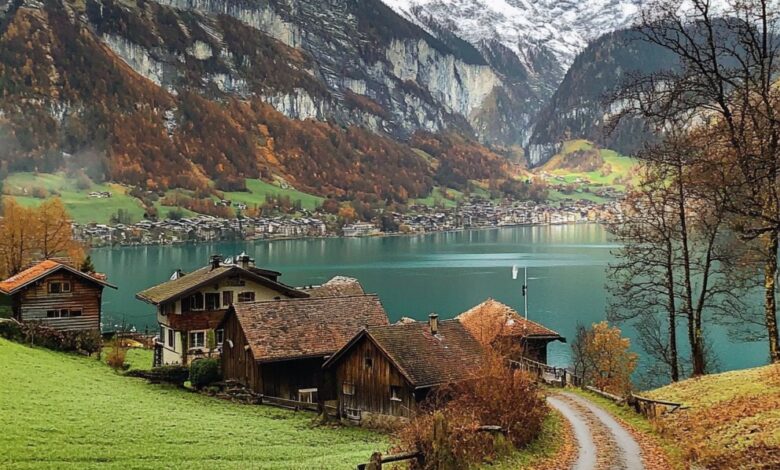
[323,315,486,425]
[136,254,308,366]
[0,259,116,331]
[220,295,389,404]
[456,299,565,363]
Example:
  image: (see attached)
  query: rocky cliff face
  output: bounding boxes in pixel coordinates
[526,29,679,165]
[89,0,534,147]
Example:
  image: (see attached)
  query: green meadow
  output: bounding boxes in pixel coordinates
[0,339,387,469]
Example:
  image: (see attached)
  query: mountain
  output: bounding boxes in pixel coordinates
[526,29,679,165]
[0,0,514,201]
[384,1,641,95]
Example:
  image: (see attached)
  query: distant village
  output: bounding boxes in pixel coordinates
[74,197,622,246]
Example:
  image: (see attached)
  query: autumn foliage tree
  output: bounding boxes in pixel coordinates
[572,321,638,396]
[0,198,84,277]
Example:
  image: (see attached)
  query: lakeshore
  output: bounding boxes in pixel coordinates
[76,197,621,247]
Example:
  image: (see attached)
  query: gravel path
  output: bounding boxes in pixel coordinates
[547,391,645,470]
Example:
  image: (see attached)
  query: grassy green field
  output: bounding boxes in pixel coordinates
[220,179,324,211]
[3,173,150,224]
[540,140,638,191]
[0,338,387,469]
[490,411,570,469]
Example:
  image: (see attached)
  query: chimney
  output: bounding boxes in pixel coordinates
[429,313,439,335]
[237,252,253,270]
[209,254,222,270]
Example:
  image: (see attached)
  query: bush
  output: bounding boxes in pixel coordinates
[190,358,220,389]
[395,356,547,468]
[1,321,102,355]
[106,344,127,370]
[127,365,189,386]
[0,320,24,341]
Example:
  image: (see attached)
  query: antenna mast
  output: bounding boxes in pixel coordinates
[523,267,528,320]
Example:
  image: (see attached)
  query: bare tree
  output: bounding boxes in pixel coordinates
[612,0,780,363]
[609,127,747,378]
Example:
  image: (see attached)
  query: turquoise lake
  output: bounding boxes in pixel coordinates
[91,224,770,384]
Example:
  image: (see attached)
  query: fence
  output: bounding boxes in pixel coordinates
[509,356,583,387]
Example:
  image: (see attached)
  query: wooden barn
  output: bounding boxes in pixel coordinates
[323,314,486,426]
[220,295,389,403]
[456,299,565,363]
[0,259,116,331]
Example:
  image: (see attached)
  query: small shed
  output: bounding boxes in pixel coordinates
[0,259,116,331]
[323,315,486,426]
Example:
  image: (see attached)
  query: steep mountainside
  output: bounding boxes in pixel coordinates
[526,29,679,165]
[0,0,511,200]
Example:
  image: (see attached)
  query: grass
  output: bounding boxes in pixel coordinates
[645,364,780,468]
[539,139,639,192]
[412,186,463,208]
[0,338,387,469]
[487,411,570,469]
[3,173,148,224]
[220,178,324,211]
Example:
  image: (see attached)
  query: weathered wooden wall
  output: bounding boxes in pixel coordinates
[260,358,331,401]
[334,337,416,418]
[17,272,102,331]
[220,312,262,392]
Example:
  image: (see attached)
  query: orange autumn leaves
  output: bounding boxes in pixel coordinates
[0,198,85,277]
[574,321,638,396]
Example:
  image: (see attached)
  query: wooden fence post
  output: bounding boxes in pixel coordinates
[366,452,382,470]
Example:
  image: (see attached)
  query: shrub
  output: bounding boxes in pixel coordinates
[0,320,24,341]
[106,343,127,370]
[2,321,103,355]
[127,365,189,386]
[190,358,220,389]
[395,356,547,468]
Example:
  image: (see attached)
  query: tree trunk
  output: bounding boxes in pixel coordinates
[665,240,680,382]
[764,231,780,363]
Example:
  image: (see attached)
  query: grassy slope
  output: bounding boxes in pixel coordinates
[220,178,324,211]
[540,140,638,189]
[0,339,387,469]
[3,173,325,223]
[646,364,780,467]
[3,173,149,224]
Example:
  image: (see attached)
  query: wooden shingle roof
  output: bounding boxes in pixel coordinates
[0,259,116,295]
[135,265,307,305]
[302,276,366,298]
[325,319,487,389]
[231,295,389,363]
[456,299,564,346]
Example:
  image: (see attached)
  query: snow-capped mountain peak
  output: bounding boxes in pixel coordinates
[383,0,641,75]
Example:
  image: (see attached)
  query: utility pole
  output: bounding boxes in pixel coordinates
[512,265,529,319]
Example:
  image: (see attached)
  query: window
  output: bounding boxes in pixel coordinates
[46,309,79,318]
[167,328,175,348]
[48,281,71,294]
[222,291,234,307]
[298,388,318,404]
[364,356,373,369]
[390,386,402,402]
[237,291,255,303]
[342,383,355,396]
[161,303,175,315]
[188,293,204,311]
[215,329,224,346]
[205,293,220,310]
[159,326,165,343]
[189,331,205,348]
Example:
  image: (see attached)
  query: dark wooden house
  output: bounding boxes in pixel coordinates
[220,295,389,403]
[323,315,486,426]
[456,299,564,363]
[0,259,116,331]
